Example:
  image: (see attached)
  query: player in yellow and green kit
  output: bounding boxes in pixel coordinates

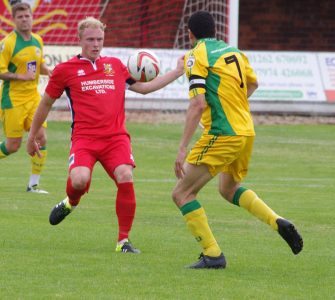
[0,2,51,193]
[172,11,303,269]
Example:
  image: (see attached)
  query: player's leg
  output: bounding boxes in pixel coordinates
[0,137,22,157]
[27,126,48,193]
[172,162,226,268]
[49,139,95,225]
[219,172,281,229]
[26,101,48,193]
[67,166,92,205]
[113,164,140,253]
[0,107,24,158]
[100,135,139,253]
[219,136,303,254]
[49,166,92,225]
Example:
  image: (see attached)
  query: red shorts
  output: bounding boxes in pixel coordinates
[68,134,135,178]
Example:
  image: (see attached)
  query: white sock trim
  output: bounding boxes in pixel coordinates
[28,174,40,187]
[117,238,129,245]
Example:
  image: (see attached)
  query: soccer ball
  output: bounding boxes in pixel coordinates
[127,49,160,82]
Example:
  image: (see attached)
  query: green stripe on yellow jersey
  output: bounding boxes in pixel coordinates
[0,31,44,109]
[185,38,257,136]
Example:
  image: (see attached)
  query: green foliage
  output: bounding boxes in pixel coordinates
[0,122,334,299]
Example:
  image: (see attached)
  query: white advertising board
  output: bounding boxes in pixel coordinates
[246,51,326,101]
[38,47,332,109]
[317,53,335,102]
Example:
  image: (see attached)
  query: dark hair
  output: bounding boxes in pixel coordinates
[11,2,32,18]
[10,0,21,5]
[188,11,215,39]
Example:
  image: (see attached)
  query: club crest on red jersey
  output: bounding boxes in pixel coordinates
[103,63,115,76]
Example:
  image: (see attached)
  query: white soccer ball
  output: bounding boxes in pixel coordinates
[127,49,160,82]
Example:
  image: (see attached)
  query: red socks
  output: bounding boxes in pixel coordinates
[65,178,136,241]
[66,177,87,206]
[116,182,136,241]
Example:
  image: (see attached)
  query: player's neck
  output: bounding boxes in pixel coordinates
[79,54,100,63]
[16,29,31,41]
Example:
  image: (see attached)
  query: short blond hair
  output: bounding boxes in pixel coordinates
[11,2,32,18]
[78,17,106,38]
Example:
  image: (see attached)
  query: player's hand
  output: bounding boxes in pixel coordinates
[19,70,36,81]
[174,146,187,179]
[176,55,185,76]
[26,137,41,158]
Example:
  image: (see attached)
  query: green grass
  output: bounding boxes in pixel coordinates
[0,121,334,299]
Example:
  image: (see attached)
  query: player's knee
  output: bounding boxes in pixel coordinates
[115,171,133,183]
[6,141,21,153]
[114,166,133,183]
[71,174,90,190]
[7,146,19,154]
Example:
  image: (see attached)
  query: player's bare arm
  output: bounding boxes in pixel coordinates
[27,92,56,157]
[247,80,258,98]
[129,56,184,94]
[40,62,52,77]
[0,70,35,81]
[0,72,19,81]
[175,94,207,179]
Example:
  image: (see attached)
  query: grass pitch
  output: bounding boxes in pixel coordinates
[1,121,334,299]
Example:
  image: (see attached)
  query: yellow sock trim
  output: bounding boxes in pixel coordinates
[182,202,221,257]
[31,149,47,175]
[238,189,280,230]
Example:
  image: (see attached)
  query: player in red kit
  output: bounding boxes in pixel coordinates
[26,17,184,253]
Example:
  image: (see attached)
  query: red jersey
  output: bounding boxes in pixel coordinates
[46,55,135,139]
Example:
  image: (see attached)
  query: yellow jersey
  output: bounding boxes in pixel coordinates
[0,30,45,109]
[185,38,257,136]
